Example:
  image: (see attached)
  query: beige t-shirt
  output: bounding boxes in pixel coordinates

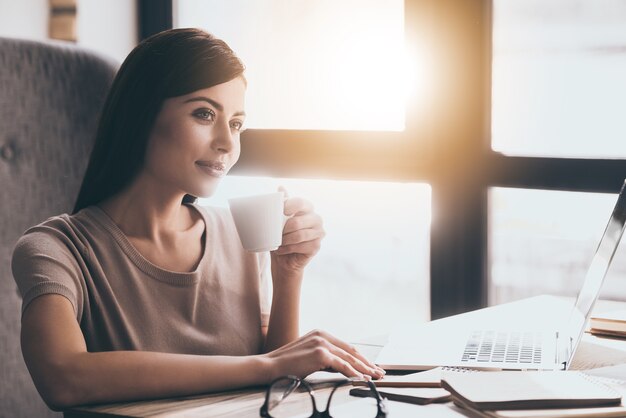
[12,204,270,356]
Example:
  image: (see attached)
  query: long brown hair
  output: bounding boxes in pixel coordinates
[73,28,245,213]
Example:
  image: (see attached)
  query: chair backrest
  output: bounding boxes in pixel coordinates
[0,37,117,417]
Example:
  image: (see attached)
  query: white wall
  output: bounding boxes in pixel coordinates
[77,0,137,63]
[0,0,48,40]
[0,0,137,64]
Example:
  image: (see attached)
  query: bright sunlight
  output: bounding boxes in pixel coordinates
[176,0,426,132]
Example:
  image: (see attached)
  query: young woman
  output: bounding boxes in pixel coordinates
[12,28,384,410]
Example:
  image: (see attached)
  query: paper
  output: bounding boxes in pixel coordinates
[584,364,626,383]
[441,371,621,410]
[571,339,626,370]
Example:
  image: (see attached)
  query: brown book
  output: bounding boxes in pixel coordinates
[441,371,621,411]
[454,398,626,418]
[49,14,76,41]
[590,310,626,336]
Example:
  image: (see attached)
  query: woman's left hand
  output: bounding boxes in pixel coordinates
[271,189,325,275]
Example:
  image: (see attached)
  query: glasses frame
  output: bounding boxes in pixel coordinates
[260,375,388,418]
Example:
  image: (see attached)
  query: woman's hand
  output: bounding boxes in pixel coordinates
[271,188,325,276]
[263,329,385,381]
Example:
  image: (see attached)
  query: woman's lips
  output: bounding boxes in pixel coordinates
[196,161,226,178]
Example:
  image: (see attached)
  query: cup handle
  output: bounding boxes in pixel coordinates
[280,192,292,230]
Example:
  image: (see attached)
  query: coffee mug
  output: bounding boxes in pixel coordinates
[228,191,286,252]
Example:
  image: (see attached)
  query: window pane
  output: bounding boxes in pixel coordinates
[200,176,431,340]
[489,187,626,306]
[492,0,626,158]
[175,0,406,131]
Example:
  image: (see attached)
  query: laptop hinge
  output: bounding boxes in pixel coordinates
[555,331,571,370]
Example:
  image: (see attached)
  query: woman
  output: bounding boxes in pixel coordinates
[12,28,384,410]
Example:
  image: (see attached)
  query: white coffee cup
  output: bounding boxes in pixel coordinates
[228,191,286,252]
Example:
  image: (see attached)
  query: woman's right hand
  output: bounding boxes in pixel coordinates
[262,329,385,381]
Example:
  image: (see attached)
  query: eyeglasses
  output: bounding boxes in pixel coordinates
[259,375,388,418]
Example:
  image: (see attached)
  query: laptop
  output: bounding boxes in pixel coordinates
[376,179,626,371]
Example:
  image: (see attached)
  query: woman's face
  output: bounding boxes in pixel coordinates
[144,77,246,198]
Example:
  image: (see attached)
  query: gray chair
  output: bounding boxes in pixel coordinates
[0,37,117,417]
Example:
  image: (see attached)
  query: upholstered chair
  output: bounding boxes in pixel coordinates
[0,37,117,417]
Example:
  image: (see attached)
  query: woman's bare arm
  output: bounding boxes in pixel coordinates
[23,294,383,411]
[262,267,303,352]
[262,193,322,352]
[21,294,269,411]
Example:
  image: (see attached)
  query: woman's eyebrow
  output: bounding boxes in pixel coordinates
[184,96,246,117]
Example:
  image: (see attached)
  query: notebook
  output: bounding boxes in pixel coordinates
[589,310,626,337]
[477,407,626,418]
[376,179,626,371]
[441,371,621,410]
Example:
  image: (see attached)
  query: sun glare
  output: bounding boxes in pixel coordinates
[176,0,420,132]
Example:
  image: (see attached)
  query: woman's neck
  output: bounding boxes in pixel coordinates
[97,180,193,243]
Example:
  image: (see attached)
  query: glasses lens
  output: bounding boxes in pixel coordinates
[267,377,313,418]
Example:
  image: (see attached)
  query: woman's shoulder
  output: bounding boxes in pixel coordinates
[14,207,101,256]
[190,204,233,227]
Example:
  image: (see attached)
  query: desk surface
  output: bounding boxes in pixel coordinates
[64,300,626,418]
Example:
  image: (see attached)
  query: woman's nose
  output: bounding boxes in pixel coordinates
[211,120,234,153]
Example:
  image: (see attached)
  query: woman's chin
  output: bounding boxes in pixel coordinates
[193,184,221,199]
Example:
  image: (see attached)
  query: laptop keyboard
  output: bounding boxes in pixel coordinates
[461,330,543,365]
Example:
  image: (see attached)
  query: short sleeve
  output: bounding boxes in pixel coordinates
[11,228,85,321]
[257,251,272,327]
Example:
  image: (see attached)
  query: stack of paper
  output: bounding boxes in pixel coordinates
[590,310,626,338]
[441,371,625,418]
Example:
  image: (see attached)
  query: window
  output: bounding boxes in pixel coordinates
[202,176,431,340]
[492,0,626,158]
[489,0,626,306]
[176,0,410,131]
[489,188,626,305]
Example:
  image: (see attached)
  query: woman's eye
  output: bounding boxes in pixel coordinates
[193,109,215,121]
[230,120,245,132]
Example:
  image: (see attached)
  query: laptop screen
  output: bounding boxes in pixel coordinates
[567,180,626,358]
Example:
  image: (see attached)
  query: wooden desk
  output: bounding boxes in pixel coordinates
[63,343,395,418]
[64,301,626,418]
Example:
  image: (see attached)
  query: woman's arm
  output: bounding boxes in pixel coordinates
[22,294,269,410]
[263,265,303,352]
[23,294,383,411]
[262,193,323,352]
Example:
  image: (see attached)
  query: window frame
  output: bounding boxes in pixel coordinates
[140,0,626,320]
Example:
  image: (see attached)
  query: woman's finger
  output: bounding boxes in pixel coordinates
[273,239,321,256]
[281,228,325,247]
[283,213,323,235]
[323,342,382,378]
[314,347,364,379]
[315,330,384,373]
[283,197,313,217]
